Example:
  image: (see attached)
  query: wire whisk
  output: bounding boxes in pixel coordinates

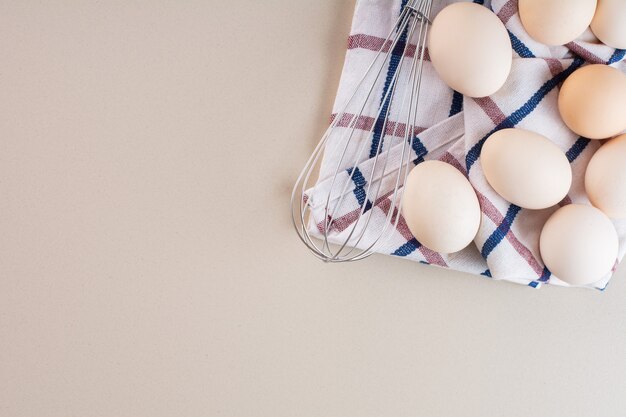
[291,0,433,262]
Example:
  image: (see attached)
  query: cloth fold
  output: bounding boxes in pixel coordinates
[308,0,626,289]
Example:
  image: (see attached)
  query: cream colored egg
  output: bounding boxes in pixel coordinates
[402,161,481,254]
[481,128,572,209]
[558,64,626,140]
[591,0,626,49]
[428,2,512,98]
[519,0,597,46]
[540,204,618,286]
[586,134,626,218]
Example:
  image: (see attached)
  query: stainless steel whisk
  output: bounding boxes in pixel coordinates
[291,0,433,262]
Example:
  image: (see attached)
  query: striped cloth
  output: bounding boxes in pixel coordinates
[307,0,626,289]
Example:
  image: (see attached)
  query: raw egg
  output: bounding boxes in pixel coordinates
[481,128,572,209]
[586,134,626,219]
[539,204,618,286]
[519,0,597,46]
[558,64,626,140]
[402,161,481,254]
[428,2,512,98]
[591,0,626,49]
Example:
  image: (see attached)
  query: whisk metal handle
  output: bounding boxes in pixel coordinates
[405,4,432,24]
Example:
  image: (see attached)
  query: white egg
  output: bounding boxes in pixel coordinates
[481,129,572,209]
[402,161,481,254]
[591,0,626,49]
[586,134,626,219]
[519,0,597,46]
[539,204,618,286]
[558,64,626,140]
[428,2,512,98]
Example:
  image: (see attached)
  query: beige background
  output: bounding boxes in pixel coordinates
[2,1,626,416]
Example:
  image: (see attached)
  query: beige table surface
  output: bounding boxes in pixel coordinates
[2,1,626,416]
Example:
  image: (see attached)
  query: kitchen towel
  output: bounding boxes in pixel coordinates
[306,0,626,289]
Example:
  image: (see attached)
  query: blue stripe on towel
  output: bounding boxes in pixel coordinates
[465,57,584,173]
[508,30,535,58]
[565,137,591,162]
[481,204,522,259]
[449,91,464,117]
[393,238,421,257]
[539,267,551,282]
[411,136,428,164]
[346,167,372,211]
[369,0,409,159]
[608,49,626,64]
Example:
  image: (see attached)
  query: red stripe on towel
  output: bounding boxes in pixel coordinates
[347,34,430,61]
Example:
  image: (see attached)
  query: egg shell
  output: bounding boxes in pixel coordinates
[558,64,626,140]
[539,204,618,286]
[519,0,597,46]
[586,134,626,218]
[591,0,626,49]
[428,2,512,98]
[481,128,572,209]
[402,161,481,254]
